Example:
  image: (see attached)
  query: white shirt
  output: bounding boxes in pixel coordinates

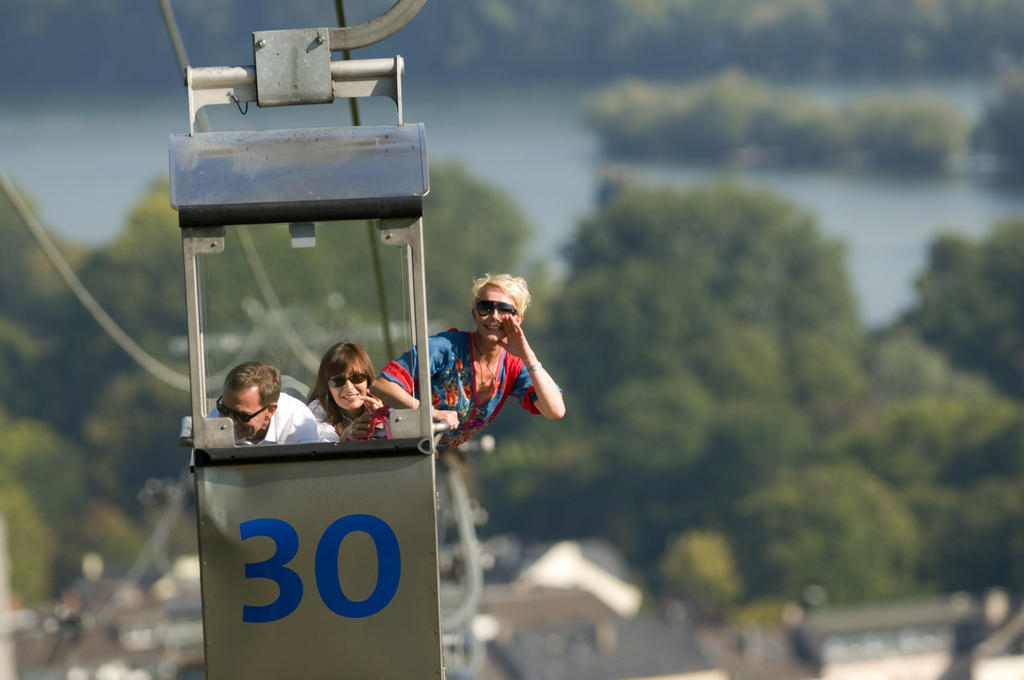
[261,392,319,445]
[208,392,319,446]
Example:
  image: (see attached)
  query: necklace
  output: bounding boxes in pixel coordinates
[474,334,504,395]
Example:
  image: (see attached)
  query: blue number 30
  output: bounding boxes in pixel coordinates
[239,514,401,623]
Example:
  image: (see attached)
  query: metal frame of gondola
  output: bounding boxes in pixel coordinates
[168,10,452,678]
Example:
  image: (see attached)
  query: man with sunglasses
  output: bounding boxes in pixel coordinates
[213,361,318,445]
[372,273,565,451]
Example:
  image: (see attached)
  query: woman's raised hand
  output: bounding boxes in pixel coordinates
[499,316,531,358]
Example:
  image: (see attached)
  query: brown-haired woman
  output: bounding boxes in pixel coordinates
[308,341,389,442]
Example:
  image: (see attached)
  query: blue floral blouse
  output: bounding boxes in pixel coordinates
[380,329,551,450]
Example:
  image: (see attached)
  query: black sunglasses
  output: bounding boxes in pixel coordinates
[216,396,271,423]
[475,299,517,316]
[328,372,371,388]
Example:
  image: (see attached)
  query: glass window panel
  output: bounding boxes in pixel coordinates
[193,220,412,439]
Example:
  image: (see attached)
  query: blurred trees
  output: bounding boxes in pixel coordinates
[909,218,1024,398]
[974,68,1024,173]
[585,74,847,164]
[557,181,861,404]
[7,0,1024,94]
[482,181,879,607]
[0,409,83,603]
[932,478,1024,591]
[481,179,1024,617]
[846,94,969,171]
[828,396,1019,487]
[659,530,743,618]
[5,144,1024,623]
[586,72,970,172]
[737,463,920,604]
[3,0,1024,628]
[866,328,993,402]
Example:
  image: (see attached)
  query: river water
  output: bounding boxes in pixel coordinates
[3,79,1023,327]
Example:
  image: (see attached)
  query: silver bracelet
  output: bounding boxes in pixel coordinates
[526,361,542,373]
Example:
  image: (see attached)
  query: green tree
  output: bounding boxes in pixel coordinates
[753,93,851,165]
[0,317,47,416]
[0,182,77,324]
[586,72,965,171]
[660,530,744,617]
[867,328,993,402]
[901,483,962,591]
[594,369,714,471]
[788,331,868,428]
[824,390,1024,593]
[422,163,533,327]
[481,180,867,580]
[63,502,148,578]
[0,183,93,428]
[478,434,605,541]
[686,400,815,528]
[691,323,789,402]
[0,486,55,604]
[737,463,920,604]
[82,372,189,508]
[32,179,188,438]
[75,178,185,358]
[557,181,861,406]
[827,0,948,72]
[0,408,87,603]
[846,94,968,171]
[826,396,1019,488]
[909,219,1024,398]
[974,68,1024,172]
[932,477,1024,591]
[0,410,87,526]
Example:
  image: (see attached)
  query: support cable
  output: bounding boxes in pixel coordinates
[0,168,190,391]
[238,232,320,373]
[159,0,322,376]
[157,0,210,134]
[335,0,397,359]
[237,231,319,373]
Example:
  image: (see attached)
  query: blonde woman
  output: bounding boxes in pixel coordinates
[372,273,565,450]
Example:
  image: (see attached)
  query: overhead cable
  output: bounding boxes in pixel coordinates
[237,230,320,373]
[335,0,397,359]
[0,168,190,391]
[159,0,326,376]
